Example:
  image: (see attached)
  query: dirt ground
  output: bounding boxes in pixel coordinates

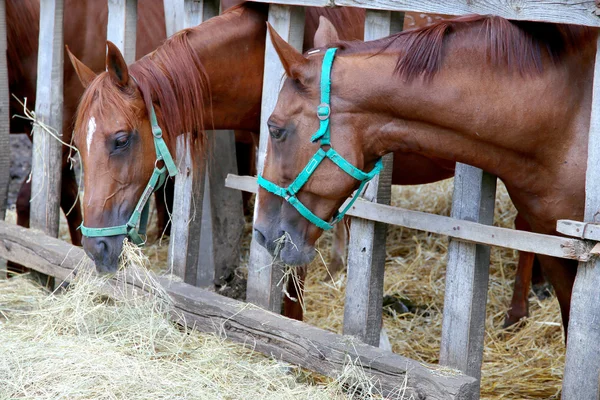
[7,133,31,208]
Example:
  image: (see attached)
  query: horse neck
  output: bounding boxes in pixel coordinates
[341,39,594,190]
[185,5,267,131]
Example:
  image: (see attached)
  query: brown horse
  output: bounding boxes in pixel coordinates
[255,16,595,334]
[67,3,538,325]
[7,0,167,246]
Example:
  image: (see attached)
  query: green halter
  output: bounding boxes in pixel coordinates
[79,103,178,245]
[257,48,382,231]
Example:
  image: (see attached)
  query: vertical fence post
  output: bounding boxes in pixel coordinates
[563,35,600,400]
[164,0,205,284]
[194,0,244,289]
[246,4,305,312]
[107,0,138,65]
[198,129,245,287]
[342,10,402,347]
[0,0,9,277]
[439,164,496,393]
[30,0,64,288]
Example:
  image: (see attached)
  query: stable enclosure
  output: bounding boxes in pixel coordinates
[2,0,600,399]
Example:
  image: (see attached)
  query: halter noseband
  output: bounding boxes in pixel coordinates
[79,97,178,245]
[257,48,382,231]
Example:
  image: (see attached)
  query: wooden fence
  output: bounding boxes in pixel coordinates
[2,0,600,398]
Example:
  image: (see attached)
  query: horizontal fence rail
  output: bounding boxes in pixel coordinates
[250,0,600,27]
[225,174,594,261]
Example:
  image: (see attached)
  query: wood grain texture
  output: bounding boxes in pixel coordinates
[198,130,244,287]
[168,135,205,284]
[246,4,305,312]
[163,0,185,36]
[226,174,592,261]
[343,10,398,347]
[0,220,478,400]
[30,0,65,287]
[107,0,138,65]
[563,34,600,400]
[0,0,9,221]
[557,219,600,241]
[440,164,496,391]
[249,0,600,27]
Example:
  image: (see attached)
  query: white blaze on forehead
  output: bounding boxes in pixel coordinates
[86,117,96,154]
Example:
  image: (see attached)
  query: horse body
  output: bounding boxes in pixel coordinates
[257,17,596,331]
[68,4,539,326]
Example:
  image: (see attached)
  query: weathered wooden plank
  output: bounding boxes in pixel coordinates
[198,130,244,287]
[225,174,591,261]
[249,0,600,27]
[246,4,305,312]
[107,0,137,65]
[167,135,205,284]
[30,0,65,288]
[440,165,496,392]
[163,0,185,36]
[0,0,8,222]
[557,219,600,242]
[0,220,479,400]
[342,10,399,347]
[563,35,600,400]
[0,0,9,277]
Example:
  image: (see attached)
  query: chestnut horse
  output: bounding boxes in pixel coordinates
[67,3,538,325]
[7,0,167,246]
[255,16,595,335]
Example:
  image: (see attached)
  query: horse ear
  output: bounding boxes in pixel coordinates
[106,41,129,86]
[66,46,96,88]
[313,16,339,48]
[267,22,307,80]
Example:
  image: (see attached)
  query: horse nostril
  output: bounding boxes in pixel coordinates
[94,239,108,255]
[254,227,267,247]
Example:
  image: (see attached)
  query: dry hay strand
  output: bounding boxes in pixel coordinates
[0,226,407,400]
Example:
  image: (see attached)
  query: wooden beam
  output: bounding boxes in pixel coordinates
[168,135,205,284]
[248,0,600,27]
[107,0,138,65]
[0,220,479,399]
[225,174,592,261]
[246,4,305,312]
[440,165,496,392]
[563,34,600,400]
[342,10,399,348]
[557,219,600,242]
[0,0,8,221]
[30,0,65,288]
[198,130,244,287]
[163,0,185,36]
[0,0,9,278]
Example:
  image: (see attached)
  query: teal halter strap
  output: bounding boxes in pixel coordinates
[257,48,383,231]
[79,103,178,245]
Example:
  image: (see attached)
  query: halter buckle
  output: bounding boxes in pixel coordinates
[317,103,330,121]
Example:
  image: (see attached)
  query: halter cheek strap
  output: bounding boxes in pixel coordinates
[257,48,383,231]
[79,101,178,245]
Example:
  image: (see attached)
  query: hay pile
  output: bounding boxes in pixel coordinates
[0,229,405,400]
[300,179,565,400]
[2,176,565,399]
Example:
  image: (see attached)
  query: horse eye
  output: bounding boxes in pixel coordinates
[269,125,285,140]
[114,134,130,149]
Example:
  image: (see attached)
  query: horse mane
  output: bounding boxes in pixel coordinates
[76,11,224,167]
[129,27,210,165]
[336,15,594,81]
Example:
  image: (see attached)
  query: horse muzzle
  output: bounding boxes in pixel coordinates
[83,235,125,274]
